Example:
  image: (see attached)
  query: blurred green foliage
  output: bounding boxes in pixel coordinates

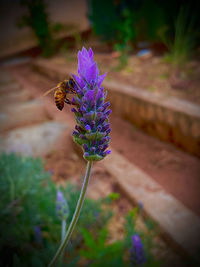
[80,227,124,267]
[103,192,120,204]
[0,153,110,266]
[0,152,160,266]
[159,5,198,67]
[80,208,160,266]
[89,0,166,49]
[18,0,55,57]
[88,0,166,68]
[89,0,200,67]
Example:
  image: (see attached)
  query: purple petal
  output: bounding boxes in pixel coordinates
[85,124,91,131]
[73,74,85,89]
[105,109,112,116]
[97,73,107,87]
[71,108,77,113]
[57,190,64,202]
[81,47,88,57]
[85,62,99,83]
[83,143,89,151]
[88,47,93,60]
[72,130,79,136]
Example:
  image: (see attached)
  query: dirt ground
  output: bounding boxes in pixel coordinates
[111,116,200,216]
[57,38,200,105]
[95,52,200,105]
[9,63,200,218]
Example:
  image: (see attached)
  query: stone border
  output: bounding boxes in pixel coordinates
[103,148,200,262]
[72,137,200,262]
[33,59,200,157]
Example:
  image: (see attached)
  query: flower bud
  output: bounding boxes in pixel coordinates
[56,190,69,221]
[130,234,146,266]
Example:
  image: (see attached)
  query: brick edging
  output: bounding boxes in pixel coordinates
[103,148,200,262]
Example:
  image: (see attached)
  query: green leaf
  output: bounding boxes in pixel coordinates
[97,228,107,248]
[80,228,97,249]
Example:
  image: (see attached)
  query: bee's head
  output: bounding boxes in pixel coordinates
[68,78,75,88]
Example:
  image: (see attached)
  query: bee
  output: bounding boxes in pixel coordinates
[43,77,77,110]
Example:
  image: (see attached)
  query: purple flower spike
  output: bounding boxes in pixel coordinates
[56,190,69,221]
[72,47,111,161]
[130,234,146,266]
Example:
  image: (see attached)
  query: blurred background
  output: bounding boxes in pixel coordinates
[0,0,200,266]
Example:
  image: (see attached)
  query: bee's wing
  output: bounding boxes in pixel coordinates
[43,86,58,96]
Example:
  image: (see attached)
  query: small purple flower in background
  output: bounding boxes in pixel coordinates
[34,226,43,244]
[71,47,111,161]
[56,190,69,221]
[130,234,146,266]
[93,211,99,218]
[48,169,54,175]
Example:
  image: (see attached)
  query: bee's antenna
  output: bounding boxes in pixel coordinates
[43,86,58,96]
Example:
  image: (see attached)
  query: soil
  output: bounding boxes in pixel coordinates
[95,52,200,105]
[110,116,200,216]
[54,39,200,105]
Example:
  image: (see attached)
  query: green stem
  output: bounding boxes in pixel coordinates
[61,220,66,242]
[48,161,93,267]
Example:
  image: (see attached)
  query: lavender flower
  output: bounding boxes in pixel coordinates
[56,190,69,221]
[48,48,110,266]
[71,47,111,161]
[130,234,146,266]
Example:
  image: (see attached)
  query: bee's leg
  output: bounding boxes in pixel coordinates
[64,98,77,106]
[64,98,72,105]
[68,89,76,94]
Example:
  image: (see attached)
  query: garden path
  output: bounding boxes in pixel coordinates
[0,69,69,156]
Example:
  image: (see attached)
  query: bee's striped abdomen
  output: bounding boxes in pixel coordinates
[54,89,65,110]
